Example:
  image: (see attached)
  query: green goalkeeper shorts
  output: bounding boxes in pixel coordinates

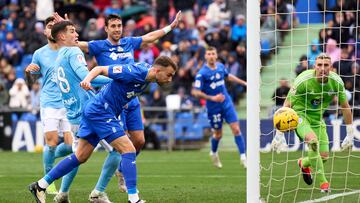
[295,115,329,153]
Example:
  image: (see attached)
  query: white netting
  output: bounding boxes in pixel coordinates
[259,0,360,202]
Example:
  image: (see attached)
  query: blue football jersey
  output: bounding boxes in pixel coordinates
[55,46,111,125]
[31,45,63,109]
[92,62,151,117]
[194,62,232,109]
[88,37,143,108]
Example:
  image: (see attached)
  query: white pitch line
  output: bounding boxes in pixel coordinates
[298,190,360,203]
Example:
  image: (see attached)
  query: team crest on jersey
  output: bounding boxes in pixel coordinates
[210,76,214,80]
[77,54,86,64]
[113,65,123,73]
[117,46,123,52]
[328,90,336,96]
[215,73,220,79]
[195,80,201,88]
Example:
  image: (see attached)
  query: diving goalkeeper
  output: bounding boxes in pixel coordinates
[271,53,354,192]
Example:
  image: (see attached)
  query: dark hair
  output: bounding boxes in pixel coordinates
[105,14,122,26]
[299,54,307,62]
[44,16,55,26]
[153,56,178,71]
[51,21,75,41]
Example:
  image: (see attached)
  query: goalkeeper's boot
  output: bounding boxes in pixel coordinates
[298,159,313,185]
[320,182,330,193]
[210,151,223,168]
[115,170,127,192]
[89,190,113,203]
[128,200,146,203]
[54,192,70,203]
[28,182,46,203]
[46,182,58,195]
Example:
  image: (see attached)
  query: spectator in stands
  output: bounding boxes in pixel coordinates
[26,22,46,54]
[0,79,9,106]
[0,57,13,78]
[14,20,27,49]
[235,43,246,72]
[0,19,8,42]
[139,43,155,64]
[226,53,244,104]
[159,41,173,57]
[173,20,192,44]
[30,80,40,117]
[326,38,341,63]
[173,0,196,26]
[145,89,167,122]
[231,14,246,44]
[20,6,36,32]
[104,1,122,16]
[123,19,136,37]
[9,78,29,109]
[82,18,101,41]
[178,87,193,109]
[175,39,192,68]
[333,47,352,78]
[295,55,308,76]
[308,39,321,67]
[1,31,23,65]
[205,0,231,27]
[260,5,279,50]
[276,0,290,31]
[5,69,15,90]
[330,12,351,44]
[155,0,170,28]
[272,78,290,106]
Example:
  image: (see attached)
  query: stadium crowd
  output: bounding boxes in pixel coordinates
[0,0,251,115]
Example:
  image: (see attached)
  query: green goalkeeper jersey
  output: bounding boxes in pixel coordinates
[287,69,347,124]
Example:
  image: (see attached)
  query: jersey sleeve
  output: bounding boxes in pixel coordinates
[88,40,101,57]
[130,37,143,50]
[332,74,347,104]
[194,72,204,91]
[286,78,305,106]
[30,51,41,74]
[223,65,229,78]
[108,63,148,83]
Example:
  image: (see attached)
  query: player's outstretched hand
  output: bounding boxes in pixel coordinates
[53,12,69,23]
[211,93,225,103]
[341,125,354,151]
[80,80,93,91]
[25,64,40,72]
[170,11,182,29]
[271,130,288,153]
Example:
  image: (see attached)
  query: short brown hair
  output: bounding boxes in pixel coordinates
[206,46,217,52]
[153,56,178,71]
[51,21,75,41]
[105,14,122,26]
[316,53,331,61]
[45,16,55,26]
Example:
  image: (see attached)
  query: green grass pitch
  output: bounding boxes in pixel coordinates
[0,151,359,203]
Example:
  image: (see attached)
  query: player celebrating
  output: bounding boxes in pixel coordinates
[28,21,111,203]
[192,46,247,169]
[271,53,354,192]
[25,16,78,202]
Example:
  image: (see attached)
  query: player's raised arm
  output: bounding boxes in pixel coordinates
[226,74,247,86]
[140,11,182,45]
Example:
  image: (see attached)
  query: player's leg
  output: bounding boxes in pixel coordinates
[316,123,330,192]
[207,109,224,168]
[41,108,61,195]
[29,138,95,202]
[126,102,146,154]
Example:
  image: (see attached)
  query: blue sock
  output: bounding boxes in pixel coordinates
[95,151,121,192]
[119,152,137,194]
[234,134,246,155]
[43,145,56,174]
[210,137,220,153]
[45,154,80,184]
[55,143,73,159]
[60,167,79,193]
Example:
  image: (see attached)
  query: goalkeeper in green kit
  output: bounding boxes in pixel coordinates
[271,53,355,192]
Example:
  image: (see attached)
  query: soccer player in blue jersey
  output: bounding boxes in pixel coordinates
[70,12,180,199]
[28,21,111,203]
[28,43,177,203]
[25,17,78,202]
[193,46,247,169]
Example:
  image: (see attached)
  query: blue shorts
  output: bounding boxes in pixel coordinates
[207,102,238,130]
[121,98,144,131]
[78,101,125,147]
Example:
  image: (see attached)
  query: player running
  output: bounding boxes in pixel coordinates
[192,46,247,169]
[25,16,78,202]
[271,53,355,192]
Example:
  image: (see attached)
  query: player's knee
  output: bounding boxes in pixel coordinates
[45,133,58,146]
[76,153,89,163]
[232,128,240,136]
[213,134,222,140]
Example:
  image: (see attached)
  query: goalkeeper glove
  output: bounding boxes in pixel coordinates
[271,130,288,153]
[341,124,354,151]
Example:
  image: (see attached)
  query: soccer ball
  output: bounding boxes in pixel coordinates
[273,107,299,132]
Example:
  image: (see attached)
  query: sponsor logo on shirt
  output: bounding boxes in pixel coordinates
[117,46,123,52]
[113,66,123,73]
[63,96,77,106]
[109,52,133,60]
[209,80,225,89]
[77,54,86,64]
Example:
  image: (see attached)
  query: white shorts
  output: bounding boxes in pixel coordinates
[40,108,71,134]
[71,124,113,153]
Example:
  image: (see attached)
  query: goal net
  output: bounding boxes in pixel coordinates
[247,0,360,202]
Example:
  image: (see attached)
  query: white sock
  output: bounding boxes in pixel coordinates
[128,193,139,203]
[38,178,49,189]
[240,154,246,160]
